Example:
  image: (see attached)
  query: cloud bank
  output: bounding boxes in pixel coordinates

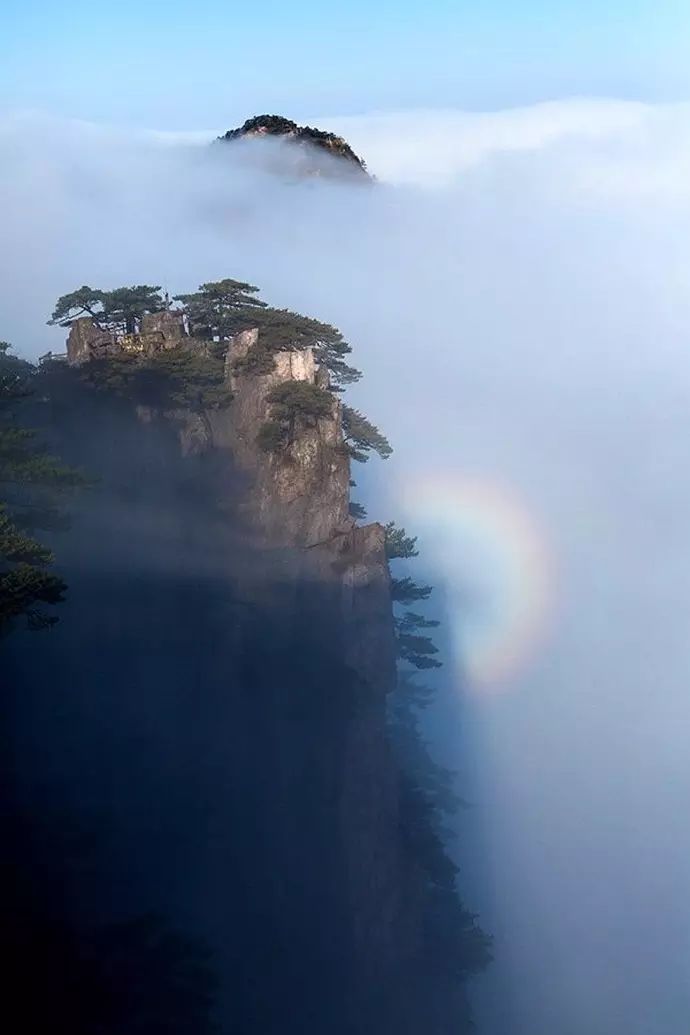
[3,98,690,1035]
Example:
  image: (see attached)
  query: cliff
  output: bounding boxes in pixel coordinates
[5,296,488,1034]
[63,309,407,972]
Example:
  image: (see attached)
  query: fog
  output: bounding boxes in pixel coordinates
[3,99,690,1033]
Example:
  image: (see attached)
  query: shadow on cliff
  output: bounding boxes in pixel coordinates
[2,362,486,1034]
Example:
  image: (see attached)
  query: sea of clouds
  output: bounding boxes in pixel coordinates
[2,98,690,1035]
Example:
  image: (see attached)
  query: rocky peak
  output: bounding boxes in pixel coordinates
[218,114,371,180]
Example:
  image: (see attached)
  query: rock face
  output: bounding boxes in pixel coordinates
[65,317,396,696]
[63,315,403,986]
[66,317,120,365]
[212,325,397,686]
[213,328,400,978]
[216,328,351,547]
[139,309,186,345]
[66,311,186,365]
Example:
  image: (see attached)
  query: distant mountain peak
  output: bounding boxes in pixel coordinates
[217,114,371,180]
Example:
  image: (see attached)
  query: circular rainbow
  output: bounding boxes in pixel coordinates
[400,475,556,691]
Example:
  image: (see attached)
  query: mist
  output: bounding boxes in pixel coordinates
[3,99,690,1033]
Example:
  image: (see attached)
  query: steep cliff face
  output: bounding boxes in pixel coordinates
[61,314,404,983]
[215,327,351,546]
[37,306,488,1026]
[65,316,396,700]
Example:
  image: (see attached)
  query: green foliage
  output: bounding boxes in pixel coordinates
[399,778,460,889]
[251,308,361,388]
[396,610,440,632]
[256,420,287,453]
[47,285,105,327]
[224,305,361,389]
[79,347,231,412]
[391,674,462,816]
[174,278,364,386]
[384,521,418,559]
[0,562,66,630]
[49,285,164,333]
[145,347,232,411]
[102,285,165,334]
[341,404,392,462]
[391,576,432,604]
[0,340,32,398]
[349,500,367,520]
[0,505,53,565]
[423,885,493,978]
[0,342,87,632]
[174,278,266,341]
[231,340,277,377]
[258,381,334,453]
[391,674,492,982]
[266,380,333,421]
[397,631,442,669]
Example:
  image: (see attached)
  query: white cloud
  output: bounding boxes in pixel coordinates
[324,99,690,196]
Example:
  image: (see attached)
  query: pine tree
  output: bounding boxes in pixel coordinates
[384,521,418,559]
[349,501,367,521]
[49,285,164,334]
[174,279,267,341]
[257,381,334,451]
[390,576,432,604]
[341,405,392,462]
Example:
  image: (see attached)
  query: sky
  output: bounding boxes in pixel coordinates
[3,1,690,126]
[4,3,690,1035]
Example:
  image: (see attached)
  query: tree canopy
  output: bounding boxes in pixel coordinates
[391,576,433,605]
[49,285,164,334]
[384,521,419,559]
[179,285,362,389]
[79,346,232,413]
[174,279,267,341]
[0,342,87,631]
[341,405,392,462]
[50,277,365,390]
[257,381,334,452]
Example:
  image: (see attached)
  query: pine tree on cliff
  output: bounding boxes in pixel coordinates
[385,523,441,669]
[174,279,267,341]
[342,405,392,461]
[0,342,87,632]
[176,279,362,389]
[384,521,418,559]
[49,285,164,334]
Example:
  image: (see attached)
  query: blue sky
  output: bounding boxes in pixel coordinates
[2,0,690,128]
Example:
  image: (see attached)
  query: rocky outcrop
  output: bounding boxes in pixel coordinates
[66,311,186,366]
[66,317,120,365]
[218,115,371,181]
[139,309,186,347]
